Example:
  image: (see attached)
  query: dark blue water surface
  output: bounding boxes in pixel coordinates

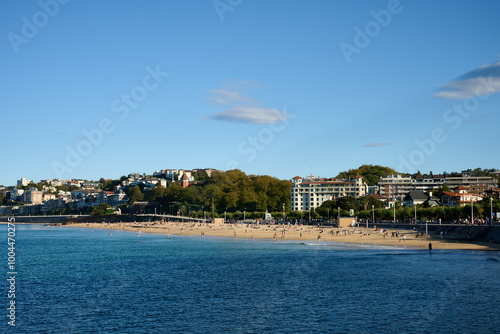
[2,224,500,333]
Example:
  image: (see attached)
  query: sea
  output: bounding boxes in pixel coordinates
[2,224,500,334]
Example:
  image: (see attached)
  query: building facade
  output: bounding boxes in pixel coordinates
[24,189,43,204]
[441,187,484,207]
[378,174,413,198]
[378,173,498,197]
[291,175,368,211]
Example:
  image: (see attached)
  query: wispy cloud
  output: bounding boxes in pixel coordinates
[208,106,289,124]
[434,61,500,99]
[363,143,392,148]
[208,89,252,105]
[207,81,290,124]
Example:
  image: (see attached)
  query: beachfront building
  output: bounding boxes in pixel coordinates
[291,175,368,211]
[411,174,445,192]
[403,190,441,207]
[441,186,484,207]
[443,174,497,194]
[378,173,498,198]
[378,174,413,198]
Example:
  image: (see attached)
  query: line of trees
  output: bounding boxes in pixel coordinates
[131,169,291,214]
[308,196,500,223]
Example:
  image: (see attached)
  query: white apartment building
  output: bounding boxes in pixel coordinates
[444,175,497,194]
[379,173,497,198]
[17,178,31,187]
[378,174,413,198]
[291,175,368,211]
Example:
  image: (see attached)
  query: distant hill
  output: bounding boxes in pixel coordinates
[336,165,398,186]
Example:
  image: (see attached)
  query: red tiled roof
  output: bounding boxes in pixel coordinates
[369,194,387,199]
[442,191,483,199]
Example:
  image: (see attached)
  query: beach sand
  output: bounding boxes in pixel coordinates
[66,221,500,251]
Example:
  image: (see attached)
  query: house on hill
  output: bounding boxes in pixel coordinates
[441,186,483,207]
[181,174,190,188]
[404,190,441,207]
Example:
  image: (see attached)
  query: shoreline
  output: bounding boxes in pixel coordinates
[64,221,500,251]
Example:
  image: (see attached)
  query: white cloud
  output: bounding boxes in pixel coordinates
[434,61,500,99]
[363,143,392,148]
[207,81,290,124]
[208,106,289,124]
[208,89,252,105]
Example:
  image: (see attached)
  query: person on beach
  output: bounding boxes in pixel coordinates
[428,242,432,251]
[317,234,321,244]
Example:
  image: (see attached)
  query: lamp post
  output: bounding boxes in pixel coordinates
[283,203,285,224]
[393,197,396,223]
[471,199,473,224]
[372,205,374,225]
[225,207,227,223]
[414,204,417,224]
[244,209,246,221]
[491,197,493,226]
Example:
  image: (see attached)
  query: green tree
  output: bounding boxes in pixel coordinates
[336,164,398,186]
[144,184,166,202]
[434,184,450,199]
[336,196,360,211]
[91,204,110,216]
[127,186,144,205]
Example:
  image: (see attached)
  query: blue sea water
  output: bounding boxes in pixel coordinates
[2,224,500,333]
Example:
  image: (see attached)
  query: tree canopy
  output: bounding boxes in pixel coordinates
[127,186,144,205]
[139,169,291,213]
[336,164,398,186]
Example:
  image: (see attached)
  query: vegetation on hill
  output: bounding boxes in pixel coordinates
[141,169,291,213]
[336,165,398,186]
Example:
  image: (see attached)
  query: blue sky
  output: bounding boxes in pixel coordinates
[1,0,500,186]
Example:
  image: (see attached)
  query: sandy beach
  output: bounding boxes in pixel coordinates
[66,221,500,251]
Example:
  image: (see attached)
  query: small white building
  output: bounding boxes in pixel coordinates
[17,178,31,187]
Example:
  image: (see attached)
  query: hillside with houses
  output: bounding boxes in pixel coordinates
[0,166,499,223]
